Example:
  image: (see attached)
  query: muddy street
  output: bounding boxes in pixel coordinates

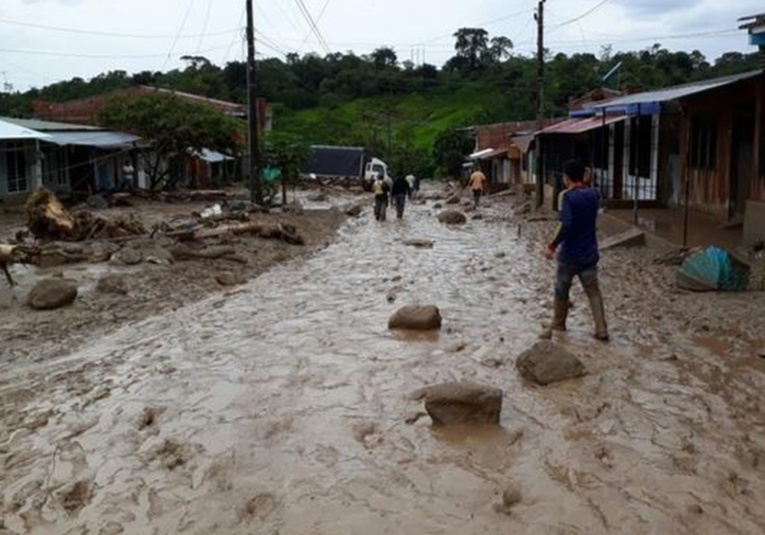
[2,193,765,535]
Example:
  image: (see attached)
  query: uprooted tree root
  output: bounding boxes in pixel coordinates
[25,188,147,242]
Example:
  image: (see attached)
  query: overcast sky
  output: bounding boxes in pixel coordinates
[0,0,760,91]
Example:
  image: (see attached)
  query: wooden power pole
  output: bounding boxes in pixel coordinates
[246,0,263,204]
[535,0,546,208]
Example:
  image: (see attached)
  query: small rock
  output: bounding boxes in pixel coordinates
[386,285,404,303]
[28,279,78,310]
[433,203,443,209]
[345,204,363,217]
[445,194,461,205]
[216,272,243,286]
[389,305,442,331]
[493,485,523,515]
[438,210,467,225]
[447,341,467,353]
[516,341,586,385]
[141,246,173,265]
[687,504,704,515]
[495,252,507,259]
[115,247,143,266]
[472,213,484,220]
[423,381,503,426]
[403,239,434,249]
[97,274,129,295]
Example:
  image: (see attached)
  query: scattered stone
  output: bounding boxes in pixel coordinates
[600,228,646,251]
[86,194,109,210]
[28,278,78,310]
[472,213,484,220]
[141,246,174,265]
[386,285,404,303]
[516,341,586,385]
[687,504,704,515]
[438,210,467,225]
[447,341,467,353]
[345,204,363,217]
[403,239,434,249]
[97,274,129,295]
[388,305,442,331]
[216,272,244,286]
[445,194,461,205]
[423,381,503,426]
[495,252,507,259]
[493,485,523,515]
[115,247,143,266]
[433,203,443,209]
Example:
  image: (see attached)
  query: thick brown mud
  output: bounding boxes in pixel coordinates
[1,190,764,535]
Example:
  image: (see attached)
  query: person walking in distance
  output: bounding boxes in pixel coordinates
[391,175,412,219]
[542,159,609,341]
[372,174,390,222]
[468,166,487,207]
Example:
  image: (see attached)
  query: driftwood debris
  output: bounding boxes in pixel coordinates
[169,222,305,245]
[25,188,147,242]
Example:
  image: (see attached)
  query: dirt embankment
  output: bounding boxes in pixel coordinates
[0,195,347,366]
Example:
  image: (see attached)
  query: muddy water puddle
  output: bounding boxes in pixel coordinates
[2,196,765,534]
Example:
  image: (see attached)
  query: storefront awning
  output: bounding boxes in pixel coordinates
[538,115,627,135]
[43,131,141,149]
[0,119,50,141]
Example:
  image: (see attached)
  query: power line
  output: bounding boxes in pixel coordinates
[0,44,230,60]
[299,0,332,51]
[0,16,239,39]
[196,0,214,53]
[161,0,197,71]
[549,0,614,32]
[292,0,331,54]
[412,8,534,46]
[221,7,247,65]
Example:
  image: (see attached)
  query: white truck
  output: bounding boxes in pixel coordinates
[302,146,391,189]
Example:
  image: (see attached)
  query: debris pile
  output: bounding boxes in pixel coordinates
[26,189,147,241]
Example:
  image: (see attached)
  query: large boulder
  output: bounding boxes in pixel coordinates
[423,381,503,426]
[516,341,586,385]
[28,279,78,310]
[389,305,442,330]
[438,210,467,225]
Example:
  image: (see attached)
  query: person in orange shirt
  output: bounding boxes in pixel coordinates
[467,167,487,207]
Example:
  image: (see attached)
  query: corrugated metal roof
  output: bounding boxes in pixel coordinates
[473,148,508,160]
[539,115,627,135]
[0,117,102,132]
[590,71,761,111]
[0,119,50,140]
[44,131,141,148]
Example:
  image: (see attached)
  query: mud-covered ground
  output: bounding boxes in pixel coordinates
[1,187,765,535]
[0,196,348,366]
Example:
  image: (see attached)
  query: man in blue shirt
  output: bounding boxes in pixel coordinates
[542,159,609,341]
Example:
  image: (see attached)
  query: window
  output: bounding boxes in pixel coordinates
[42,149,68,188]
[689,115,717,169]
[6,141,28,193]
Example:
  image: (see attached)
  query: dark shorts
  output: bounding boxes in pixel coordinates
[555,262,599,301]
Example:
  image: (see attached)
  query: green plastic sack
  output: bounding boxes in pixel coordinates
[262,166,282,184]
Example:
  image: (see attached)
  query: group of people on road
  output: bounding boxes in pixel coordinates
[372,173,419,221]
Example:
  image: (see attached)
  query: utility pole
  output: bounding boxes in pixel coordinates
[534,0,546,208]
[246,0,263,204]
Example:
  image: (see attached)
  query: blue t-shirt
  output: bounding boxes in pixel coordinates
[551,185,600,267]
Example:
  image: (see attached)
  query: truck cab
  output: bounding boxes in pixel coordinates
[364,158,392,187]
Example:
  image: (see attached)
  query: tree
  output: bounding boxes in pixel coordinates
[489,36,514,62]
[371,47,398,69]
[452,28,489,71]
[432,128,473,179]
[262,132,310,204]
[97,93,244,189]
